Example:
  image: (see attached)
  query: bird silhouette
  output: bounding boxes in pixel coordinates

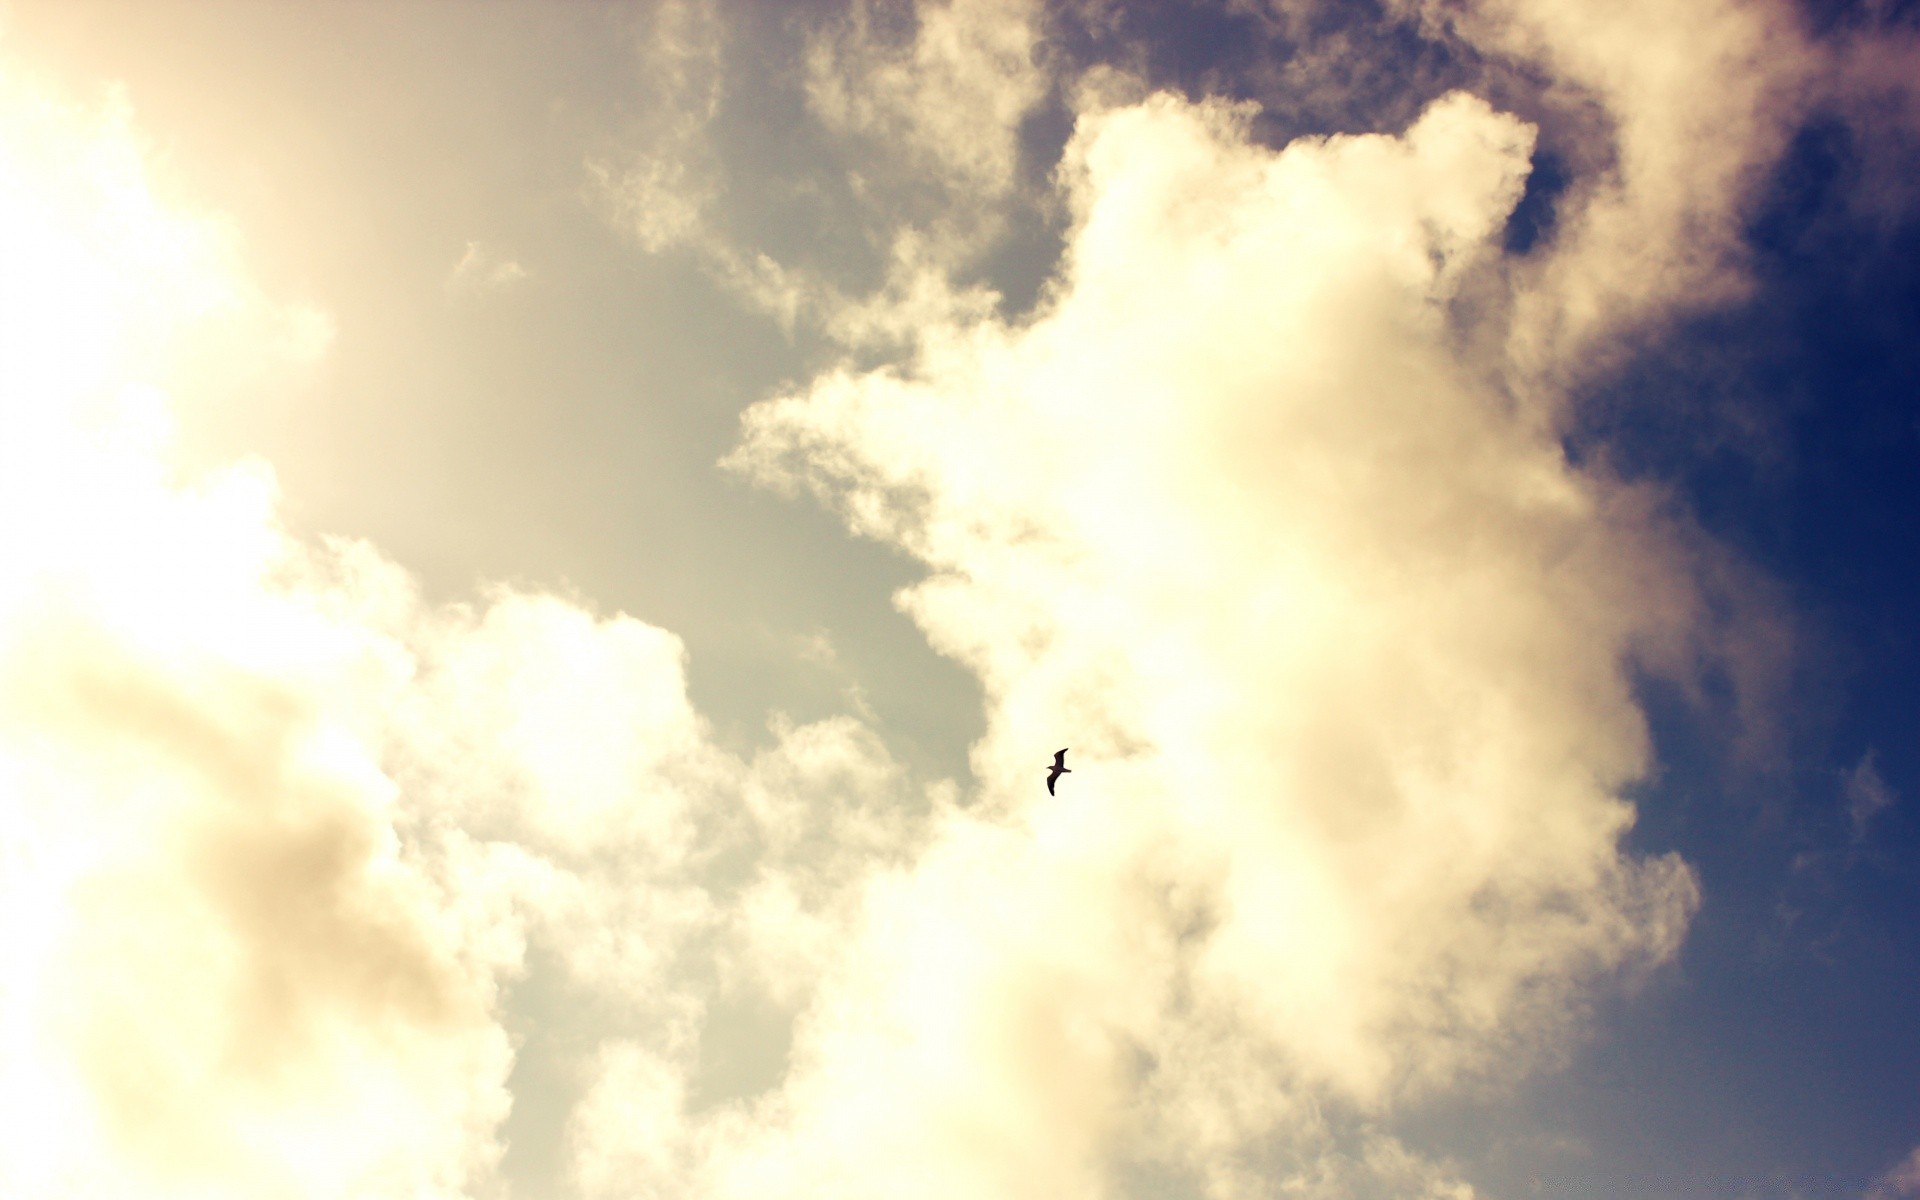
[1046,748,1070,795]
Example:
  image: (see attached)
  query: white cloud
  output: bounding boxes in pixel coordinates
[594,0,1049,344]
[800,0,1050,342]
[0,53,931,1200]
[1428,0,1820,384]
[0,152,499,1187]
[589,0,727,256]
[568,1039,697,1198]
[720,85,1702,1195]
[4,0,1862,1193]
[806,0,1047,202]
[447,240,527,294]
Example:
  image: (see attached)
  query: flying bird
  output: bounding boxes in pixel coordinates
[1046,748,1070,795]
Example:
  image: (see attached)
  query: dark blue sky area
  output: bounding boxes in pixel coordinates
[1543,73,1920,1200]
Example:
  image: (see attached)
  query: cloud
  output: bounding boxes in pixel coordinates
[1825,23,1920,221]
[0,70,513,1185]
[589,0,727,256]
[1432,0,1821,383]
[719,82,1704,1195]
[0,52,931,1200]
[0,81,406,1188]
[447,240,528,294]
[1871,1147,1920,1200]
[6,0,1881,1195]
[1845,748,1898,842]
[798,0,1052,344]
[594,0,1050,344]
[596,0,1828,373]
[805,0,1047,203]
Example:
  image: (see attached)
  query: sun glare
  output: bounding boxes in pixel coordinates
[0,62,289,1195]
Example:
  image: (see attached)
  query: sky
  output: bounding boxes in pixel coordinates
[0,1,1915,1198]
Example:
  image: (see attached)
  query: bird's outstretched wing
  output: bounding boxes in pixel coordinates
[1046,748,1070,794]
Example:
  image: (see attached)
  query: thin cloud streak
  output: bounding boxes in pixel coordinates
[447,241,528,294]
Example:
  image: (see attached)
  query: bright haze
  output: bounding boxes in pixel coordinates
[1,1,1916,1197]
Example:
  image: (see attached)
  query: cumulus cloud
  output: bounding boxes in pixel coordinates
[1427,0,1820,384]
[597,0,1830,372]
[719,83,1704,1196]
[7,0,1879,1194]
[0,54,928,1200]
[0,69,505,1197]
[578,1,1864,1193]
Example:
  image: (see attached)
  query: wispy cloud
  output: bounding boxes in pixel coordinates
[588,0,727,256]
[1473,0,1820,385]
[593,0,1049,344]
[805,0,1046,204]
[1870,1146,1920,1200]
[447,240,528,294]
[1845,748,1898,842]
